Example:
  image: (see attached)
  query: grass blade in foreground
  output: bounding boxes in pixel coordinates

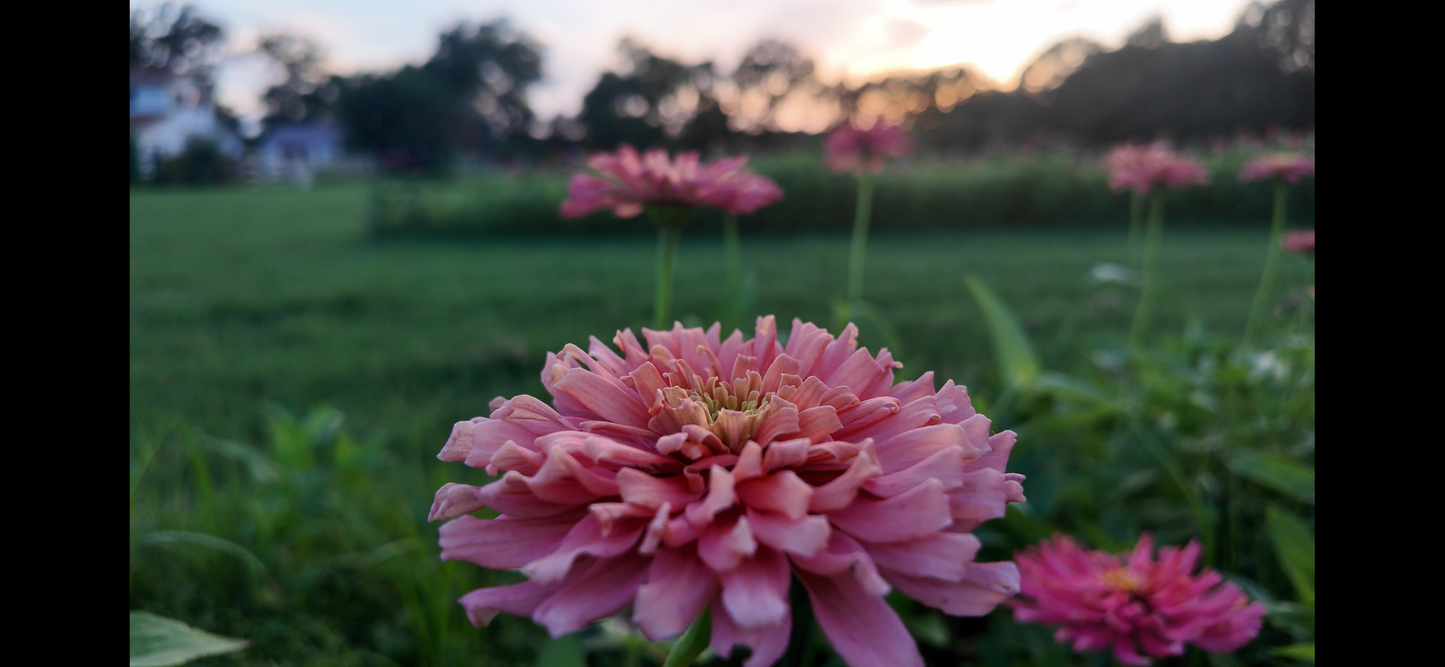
[130,611,248,667]
[964,275,1040,390]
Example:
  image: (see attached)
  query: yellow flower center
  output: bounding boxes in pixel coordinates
[1102,568,1142,593]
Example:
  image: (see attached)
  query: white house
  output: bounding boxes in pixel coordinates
[130,68,243,176]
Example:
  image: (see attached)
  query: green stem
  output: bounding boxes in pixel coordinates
[654,215,684,330]
[662,607,711,667]
[1127,193,1164,355]
[781,578,817,667]
[723,214,741,294]
[1242,181,1289,349]
[1127,190,1144,266]
[846,175,875,303]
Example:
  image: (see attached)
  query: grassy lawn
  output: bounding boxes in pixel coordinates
[130,182,1308,444]
[129,182,1312,666]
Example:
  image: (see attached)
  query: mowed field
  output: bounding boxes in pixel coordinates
[129,183,1311,666]
[130,183,1307,442]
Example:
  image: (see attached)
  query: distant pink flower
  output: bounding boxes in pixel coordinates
[1240,153,1315,184]
[1011,534,1265,666]
[1103,142,1212,196]
[824,120,915,175]
[1280,230,1314,257]
[432,316,1026,667]
[559,145,782,219]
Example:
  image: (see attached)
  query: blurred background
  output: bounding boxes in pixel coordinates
[130,1,1315,665]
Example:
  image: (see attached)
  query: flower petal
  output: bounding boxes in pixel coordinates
[632,544,717,640]
[746,507,830,558]
[736,470,814,520]
[712,601,792,667]
[884,560,1020,616]
[439,512,583,569]
[796,568,924,667]
[719,546,791,628]
[533,555,653,637]
[867,532,981,583]
[553,367,651,429]
[522,513,646,584]
[828,478,952,544]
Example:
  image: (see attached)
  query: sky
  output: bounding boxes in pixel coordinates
[133,0,1257,131]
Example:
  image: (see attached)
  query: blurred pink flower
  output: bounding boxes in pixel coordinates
[1103,142,1212,196]
[824,120,915,174]
[432,316,1026,667]
[560,145,782,219]
[1239,153,1315,184]
[1011,534,1265,666]
[1280,230,1314,257]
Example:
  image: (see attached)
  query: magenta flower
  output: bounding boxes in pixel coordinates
[432,316,1026,667]
[559,145,783,219]
[1011,534,1265,666]
[1103,142,1212,196]
[1280,230,1314,257]
[1240,153,1315,184]
[824,120,915,175]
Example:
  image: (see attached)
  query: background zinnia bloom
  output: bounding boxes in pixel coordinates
[1280,230,1314,256]
[1103,142,1211,196]
[559,145,782,220]
[1011,534,1265,666]
[823,121,915,175]
[431,316,1026,667]
[1239,153,1316,184]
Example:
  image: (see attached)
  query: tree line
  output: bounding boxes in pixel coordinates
[130,0,1314,174]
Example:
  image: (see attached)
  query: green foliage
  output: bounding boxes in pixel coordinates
[367,150,1316,239]
[1266,506,1315,605]
[130,611,248,666]
[152,138,238,185]
[130,184,1314,666]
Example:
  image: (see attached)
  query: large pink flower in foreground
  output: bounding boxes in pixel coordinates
[560,145,783,219]
[1239,153,1315,184]
[1103,142,1211,196]
[1011,534,1265,666]
[431,316,1026,667]
[824,120,915,174]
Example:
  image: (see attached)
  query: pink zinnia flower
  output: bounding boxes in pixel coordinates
[1280,230,1314,257]
[824,120,915,175]
[1103,142,1212,196]
[431,316,1026,667]
[1239,153,1315,184]
[1011,534,1265,666]
[559,145,782,219]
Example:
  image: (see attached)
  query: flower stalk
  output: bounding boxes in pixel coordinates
[846,174,875,303]
[653,208,687,330]
[1241,181,1289,349]
[1128,193,1165,354]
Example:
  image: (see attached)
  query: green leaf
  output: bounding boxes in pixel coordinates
[1034,371,1114,407]
[964,275,1040,389]
[137,531,272,582]
[1228,452,1314,504]
[663,607,711,667]
[1270,643,1316,662]
[1266,506,1315,604]
[130,611,248,666]
[534,634,585,667]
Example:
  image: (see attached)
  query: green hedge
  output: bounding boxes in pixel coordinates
[369,150,1315,238]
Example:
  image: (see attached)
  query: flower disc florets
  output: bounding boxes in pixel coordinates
[430,316,1027,667]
